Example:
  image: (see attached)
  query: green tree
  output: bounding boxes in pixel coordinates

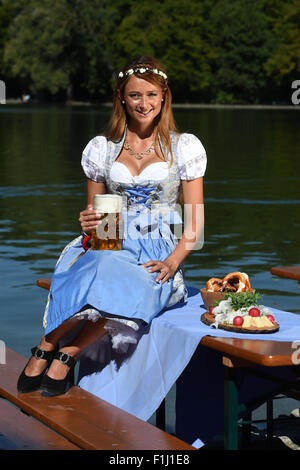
[74,0,132,99]
[4,0,132,100]
[264,0,300,86]
[2,0,298,103]
[4,0,80,98]
[208,0,273,103]
[0,0,14,75]
[112,0,216,101]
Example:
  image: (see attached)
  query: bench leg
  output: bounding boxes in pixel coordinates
[224,366,239,450]
[156,398,166,430]
[241,411,252,448]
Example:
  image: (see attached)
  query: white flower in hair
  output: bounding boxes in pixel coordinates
[118,67,168,80]
[158,71,167,79]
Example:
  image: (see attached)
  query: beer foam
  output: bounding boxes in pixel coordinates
[93,194,122,213]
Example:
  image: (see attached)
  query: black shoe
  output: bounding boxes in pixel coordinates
[17,346,57,393]
[40,351,77,397]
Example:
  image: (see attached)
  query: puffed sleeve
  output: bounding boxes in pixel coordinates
[177,133,207,180]
[81,136,107,182]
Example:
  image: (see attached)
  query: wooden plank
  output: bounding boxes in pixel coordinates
[271,266,300,288]
[0,398,80,450]
[36,278,51,290]
[0,348,194,451]
[200,336,296,367]
[270,266,300,281]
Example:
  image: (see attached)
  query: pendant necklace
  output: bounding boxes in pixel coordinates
[124,139,155,160]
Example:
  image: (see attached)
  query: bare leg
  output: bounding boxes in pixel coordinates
[46,317,108,380]
[24,318,83,377]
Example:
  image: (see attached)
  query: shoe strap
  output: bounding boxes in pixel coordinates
[31,346,54,362]
[54,351,77,368]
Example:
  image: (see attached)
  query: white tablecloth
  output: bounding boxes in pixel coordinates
[77,286,300,445]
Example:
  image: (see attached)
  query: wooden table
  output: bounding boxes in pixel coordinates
[200,268,300,449]
[200,336,299,449]
[36,278,299,449]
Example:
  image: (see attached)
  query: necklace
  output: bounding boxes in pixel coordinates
[124,139,155,160]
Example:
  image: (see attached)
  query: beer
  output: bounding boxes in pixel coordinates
[91,194,123,251]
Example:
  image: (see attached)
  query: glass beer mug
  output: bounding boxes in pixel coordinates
[91,194,123,251]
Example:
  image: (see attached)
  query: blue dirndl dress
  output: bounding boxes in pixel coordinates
[43,131,207,352]
[41,131,207,410]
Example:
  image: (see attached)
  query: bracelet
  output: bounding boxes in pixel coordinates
[82,234,92,251]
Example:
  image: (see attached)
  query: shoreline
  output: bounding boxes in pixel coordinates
[2,99,300,110]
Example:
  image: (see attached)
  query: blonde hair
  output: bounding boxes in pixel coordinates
[106,56,179,164]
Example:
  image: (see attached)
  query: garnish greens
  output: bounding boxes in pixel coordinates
[214,291,262,311]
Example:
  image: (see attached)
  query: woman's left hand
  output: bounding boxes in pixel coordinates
[142,257,179,284]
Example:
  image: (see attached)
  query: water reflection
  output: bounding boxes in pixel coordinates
[0,104,299,353]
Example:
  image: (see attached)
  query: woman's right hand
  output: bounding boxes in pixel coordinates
[79,204,101,234]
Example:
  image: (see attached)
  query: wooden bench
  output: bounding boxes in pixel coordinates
[36,278,52,290]
[1,277,194,450]
[270,265,300,288]
[0,394,80,450]
[0,347,195,450]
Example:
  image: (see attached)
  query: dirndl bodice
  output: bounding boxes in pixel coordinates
[104,130,182,207]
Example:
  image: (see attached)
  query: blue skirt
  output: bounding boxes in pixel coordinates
[43,215,187,337]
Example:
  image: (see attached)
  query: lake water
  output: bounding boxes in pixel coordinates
[0,104,300,357]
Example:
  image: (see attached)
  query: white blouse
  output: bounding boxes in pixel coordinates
[81,133,207,183]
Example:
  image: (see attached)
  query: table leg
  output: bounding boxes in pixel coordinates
[224,365,239,450]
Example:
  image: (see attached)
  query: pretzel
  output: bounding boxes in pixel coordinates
[222,272,251,293]
[206,277,223,292]
[221,281,238,292]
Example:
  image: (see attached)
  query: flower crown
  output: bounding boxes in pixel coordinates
[118,67,167,81]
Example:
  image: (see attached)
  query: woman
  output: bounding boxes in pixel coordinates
[17,56,207,397]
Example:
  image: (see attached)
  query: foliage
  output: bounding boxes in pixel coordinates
[4,0,80,96]
[1,0,299,103]
[208,0,273,104]
[72,0,132,98]
[264,0,300,85]
[0,0,15,75]
[112,0,216,101]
